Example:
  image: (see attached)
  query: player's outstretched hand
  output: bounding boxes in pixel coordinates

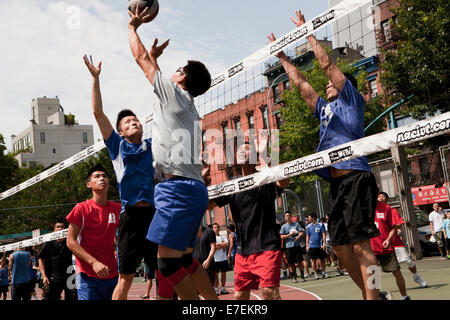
[291,10,306,28]
[128,5,152,29]
[83,55,102,78]
[149,38,170,61]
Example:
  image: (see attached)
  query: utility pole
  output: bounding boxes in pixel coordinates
[390,114,422,260]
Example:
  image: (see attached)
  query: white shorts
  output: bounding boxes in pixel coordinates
[394,246,413,264]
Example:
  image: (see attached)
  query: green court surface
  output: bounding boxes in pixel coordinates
[276,256,450,300]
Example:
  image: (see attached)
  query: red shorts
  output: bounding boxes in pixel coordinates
[234,249,282,292]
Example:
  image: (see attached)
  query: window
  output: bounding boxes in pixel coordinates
[418,157,430,181]
[27,134,31,145]
[248,114,254,130]
[370,80,378,99]
[82,132,88,144]
[276,112,283,129]
[53,148,56,154]
[234,119,241,131]
[209,209,215,224]
[202,130,207,151]
[381,20,392,43]
[262,107,269,129]
[283,80,290,91]
[222,124,228,151]
[272,85,281,102]
[40,132,45,144]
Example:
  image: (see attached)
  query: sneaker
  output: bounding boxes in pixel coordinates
[292,278,298,283]
[441,256,447,261]
[314,274,319,280]
[330,262,336,267]
[140,295,150,299]
[220,288,230,295]
[337,270,344,276]
[379,291,392,300]
[301,277,306,282]
[303,273,310,278]
[447,255,450,259]
[322,273,330,279]
[402,295,411,300]
[215,288,220,295]
[413,274,428,288]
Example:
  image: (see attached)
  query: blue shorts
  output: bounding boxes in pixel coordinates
[76,273,118,300]
[147,177,208,252]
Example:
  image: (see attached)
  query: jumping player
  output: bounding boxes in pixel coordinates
[128,6,216,300]
[83,55,160,300]
[268,10,381,299]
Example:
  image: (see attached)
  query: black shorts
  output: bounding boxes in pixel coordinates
[215,260,229,273]
[285,246,304,264]
[308,247,326,260]
[0,285,8,293]
[118,205,158,275]
[328,171,380,246]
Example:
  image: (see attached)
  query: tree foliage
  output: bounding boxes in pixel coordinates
[381,0,450,118]
[0,147,119,235]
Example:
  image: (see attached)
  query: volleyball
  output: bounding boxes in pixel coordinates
[128,0,159,22]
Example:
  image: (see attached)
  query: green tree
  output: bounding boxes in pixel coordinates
[381,0,449,118]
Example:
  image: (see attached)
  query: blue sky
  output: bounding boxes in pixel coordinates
[0,0,328,150]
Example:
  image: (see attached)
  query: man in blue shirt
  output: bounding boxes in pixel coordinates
[83,55,159,300]
[268,10,381,300]
[8,248,31,300]
[306,214,328,280]
[280,211,305,282]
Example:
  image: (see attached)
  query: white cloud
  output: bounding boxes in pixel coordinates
[0,0,223,150]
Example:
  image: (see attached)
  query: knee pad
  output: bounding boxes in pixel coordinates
[157,257,187,286]
[181,253,200,275]
[156,270,175,299]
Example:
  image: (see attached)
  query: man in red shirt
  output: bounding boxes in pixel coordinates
[66,165,121,300]
[378,192,428,288]
[371,192,410,300]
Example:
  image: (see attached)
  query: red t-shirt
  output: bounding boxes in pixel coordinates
[371,202,401,255]
[66,199,121,279]
[390,208,405,248]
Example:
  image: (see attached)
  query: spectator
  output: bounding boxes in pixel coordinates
[371,194,410,300]
[378,192,427,288]
[227,224,237,269]
[0,254,9,300]
[429,203,446,260]
[306,214,329,280]
[443,210,450,260]
[212,223,230,295]
[322,216,337,268]
[9,248,31,300]
[280,212,305,282]
[28,248,38,300]
[38,219,77,300]
[66,164,121,300]
[193,225,216,289]
[140,262,155,299]
[297,221,310,277]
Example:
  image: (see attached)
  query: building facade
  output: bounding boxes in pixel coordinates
[11,97,94,168]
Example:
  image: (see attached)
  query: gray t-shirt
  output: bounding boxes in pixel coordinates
[152,70,203,182]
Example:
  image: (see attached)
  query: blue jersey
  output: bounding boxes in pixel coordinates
[306,222,326,248]
[314,79,370,181]
[11,251,31,284]
[105,131,155,212]
[0,266,8,285]
[280,222,303,248]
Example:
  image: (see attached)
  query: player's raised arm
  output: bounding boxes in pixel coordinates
[83,55,114,140]
[267,33,318,112]
[292,10,347,92]
[128,6,169,85]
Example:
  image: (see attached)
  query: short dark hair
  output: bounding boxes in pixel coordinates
[212,223,220,228]
[116,109,136,132]
[344,72,358,91]
[308,213,317,220]
[183,60,211,97]
[378,191,389,199]
[227,224,236,232]
[86,164,108,181]
[285,211,292,215]
[55,219,66,226]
